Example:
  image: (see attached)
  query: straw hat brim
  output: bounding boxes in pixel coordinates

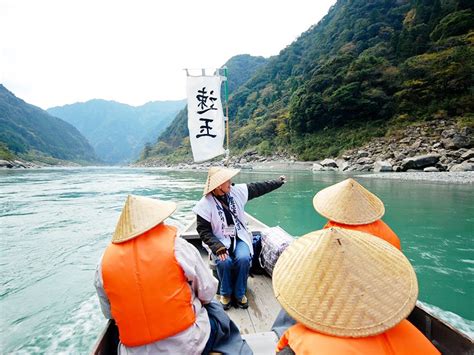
[203,168,240,195]
[112,195,177,244]
[313,178,385,225]
[273,227,418,337]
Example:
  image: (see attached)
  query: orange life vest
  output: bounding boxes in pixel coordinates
[101,223,196,347]
[277,320,440,355]
[324,219,401,250]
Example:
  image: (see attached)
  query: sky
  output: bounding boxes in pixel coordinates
[0,0,336,110]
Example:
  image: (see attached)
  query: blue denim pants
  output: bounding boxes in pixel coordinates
[202,301,253,355]
[215,238,251,300]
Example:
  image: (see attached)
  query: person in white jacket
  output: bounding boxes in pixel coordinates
[193,167,285,310]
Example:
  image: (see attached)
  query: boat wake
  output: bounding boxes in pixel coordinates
[13,295,104,354]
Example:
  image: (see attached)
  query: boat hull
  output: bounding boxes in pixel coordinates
[91,215,473,355]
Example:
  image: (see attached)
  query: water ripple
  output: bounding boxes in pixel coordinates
[1,167,473,353]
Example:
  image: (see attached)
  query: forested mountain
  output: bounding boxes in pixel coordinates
[0,85,97,164]
[48,99,185,163]
[141,0,473,163]
[139,54,268,162]
[224,55,268,96]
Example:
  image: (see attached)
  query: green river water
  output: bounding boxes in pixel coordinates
[0,167,473,353]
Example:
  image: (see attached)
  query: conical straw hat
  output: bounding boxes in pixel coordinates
[273,227,418,337]
[112,195,177,244]
[313,178,385,225]
[203,166,240,195]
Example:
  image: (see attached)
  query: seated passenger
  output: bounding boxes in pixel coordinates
[193,166,285,310]
[94,195,250,354]
[272,227,440,355]
[313,178,401,249]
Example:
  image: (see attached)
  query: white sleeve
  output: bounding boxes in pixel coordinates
[192,197,212,222]
[94,256,112,320]
[174,237,218,304]
[232,183,249,204]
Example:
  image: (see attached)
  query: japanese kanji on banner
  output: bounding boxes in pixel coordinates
[187,75,226,163]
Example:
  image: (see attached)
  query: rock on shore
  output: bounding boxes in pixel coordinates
[313,120,473,174]
[0,159,42,169]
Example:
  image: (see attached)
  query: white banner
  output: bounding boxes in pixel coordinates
[187,75,225,163]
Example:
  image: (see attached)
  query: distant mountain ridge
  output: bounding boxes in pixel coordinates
[0,84,97,164]
[48,98,186,163]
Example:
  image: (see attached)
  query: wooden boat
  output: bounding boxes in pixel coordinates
[91,214,474,355]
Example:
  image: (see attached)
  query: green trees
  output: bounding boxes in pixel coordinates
[288,50,398,135]
[430,9,474,41]
[143,0,473,163]
[228,0,473,160]
[0,85,98,164]
[396,42,474,118]
[140,143,153,160]
[0,142,15,160]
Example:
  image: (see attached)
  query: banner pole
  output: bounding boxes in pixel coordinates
[223,66,230,166]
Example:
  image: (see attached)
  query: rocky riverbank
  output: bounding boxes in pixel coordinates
[134,150,304,170]
[0,159,43,169]
[142,119,473,173]
[311,120,473,173]
[0,158,92,169]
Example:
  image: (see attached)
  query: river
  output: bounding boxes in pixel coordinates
[1,167,473,353]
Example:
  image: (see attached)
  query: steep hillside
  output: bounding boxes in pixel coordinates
[141,0,473,163]
[48,99,185,163]
[230,0,473,159]
[140,107,195,162]
[224,54,268,96]
[0,85,97,164]
[138,54,269,163]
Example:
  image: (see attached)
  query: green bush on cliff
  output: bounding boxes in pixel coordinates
[0,142,15,160]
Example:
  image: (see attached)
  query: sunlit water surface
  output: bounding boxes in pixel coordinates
[1,167,473,353]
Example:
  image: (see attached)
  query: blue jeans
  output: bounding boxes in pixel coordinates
[216,238,251,300]
[202,313,218,355]
[202,301,252,354]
